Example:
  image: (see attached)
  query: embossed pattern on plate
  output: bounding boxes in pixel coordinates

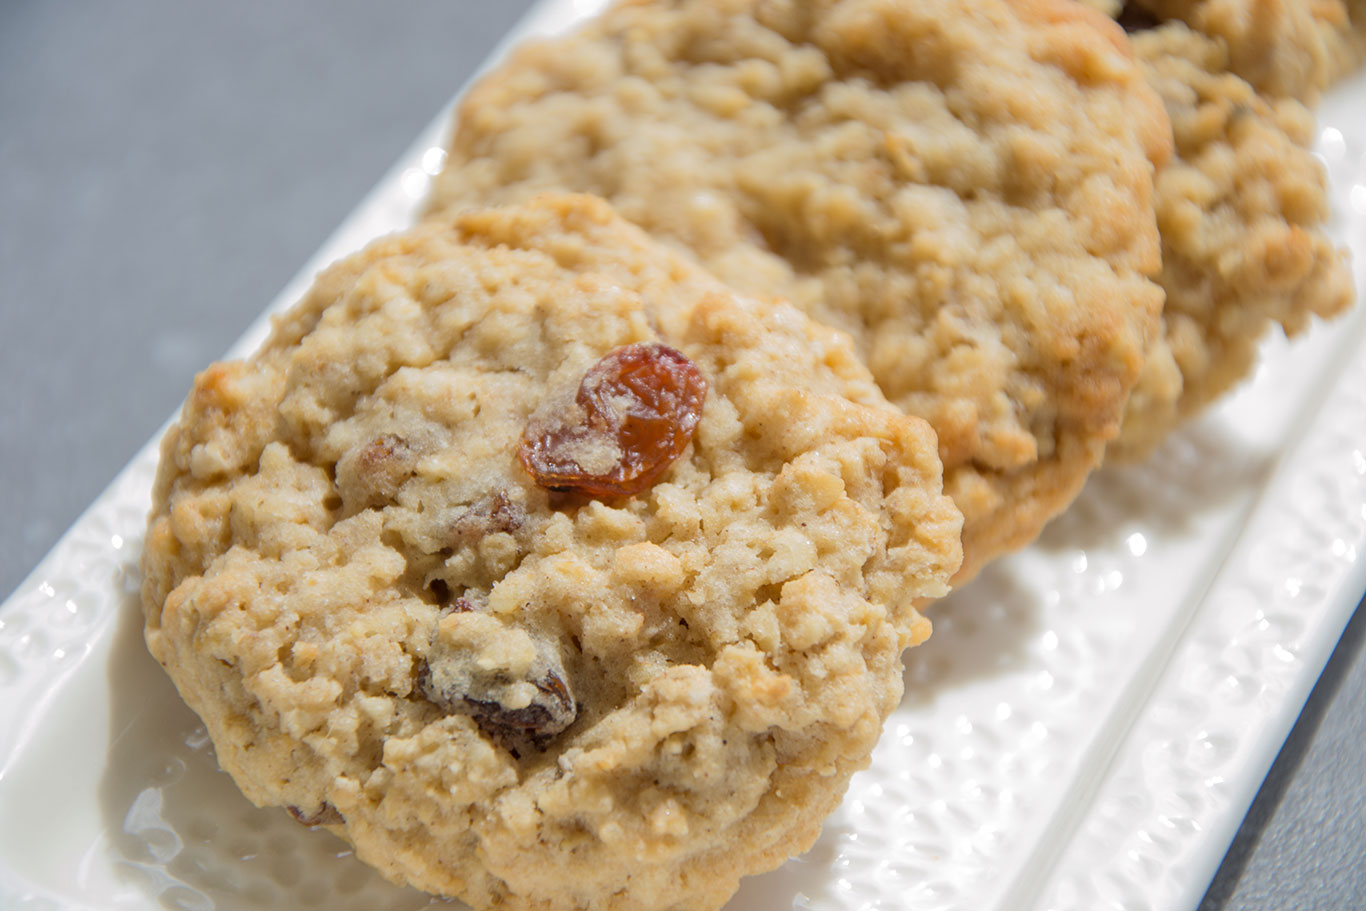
[0,3,1363,909]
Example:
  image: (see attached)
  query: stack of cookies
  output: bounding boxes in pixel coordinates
[139,1,1361,909]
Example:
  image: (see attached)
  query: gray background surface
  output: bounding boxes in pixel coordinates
[1,1,1362,907]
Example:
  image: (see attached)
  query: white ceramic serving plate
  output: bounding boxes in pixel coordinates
[2,2,1364,908]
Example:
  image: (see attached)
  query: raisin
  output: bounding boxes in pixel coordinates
[460,670,575,742]
[419,641,576,751]
[446,491,526,549]
[287,802,343,827]
[336,432,416,506]
[1115,1,1161,32]
[519,343,706,498]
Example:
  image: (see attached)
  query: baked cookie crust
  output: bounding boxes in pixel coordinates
[140,195,963,910]
[1129,0,1366,100]
[1079,4,1356,457]
[427,0,1169,582]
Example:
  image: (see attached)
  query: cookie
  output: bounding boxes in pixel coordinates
[426,0,1170,583]
[1117,0,1366,100]
[1079,12,1357,457]
[140,195,963,910]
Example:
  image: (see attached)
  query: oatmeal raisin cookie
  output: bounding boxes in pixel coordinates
[141,195,963,910]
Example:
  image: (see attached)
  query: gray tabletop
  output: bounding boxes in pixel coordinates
[2,2,1363,908]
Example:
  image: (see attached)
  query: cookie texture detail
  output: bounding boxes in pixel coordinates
[1130,0,1366,100]
[1081,5,1356,457]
